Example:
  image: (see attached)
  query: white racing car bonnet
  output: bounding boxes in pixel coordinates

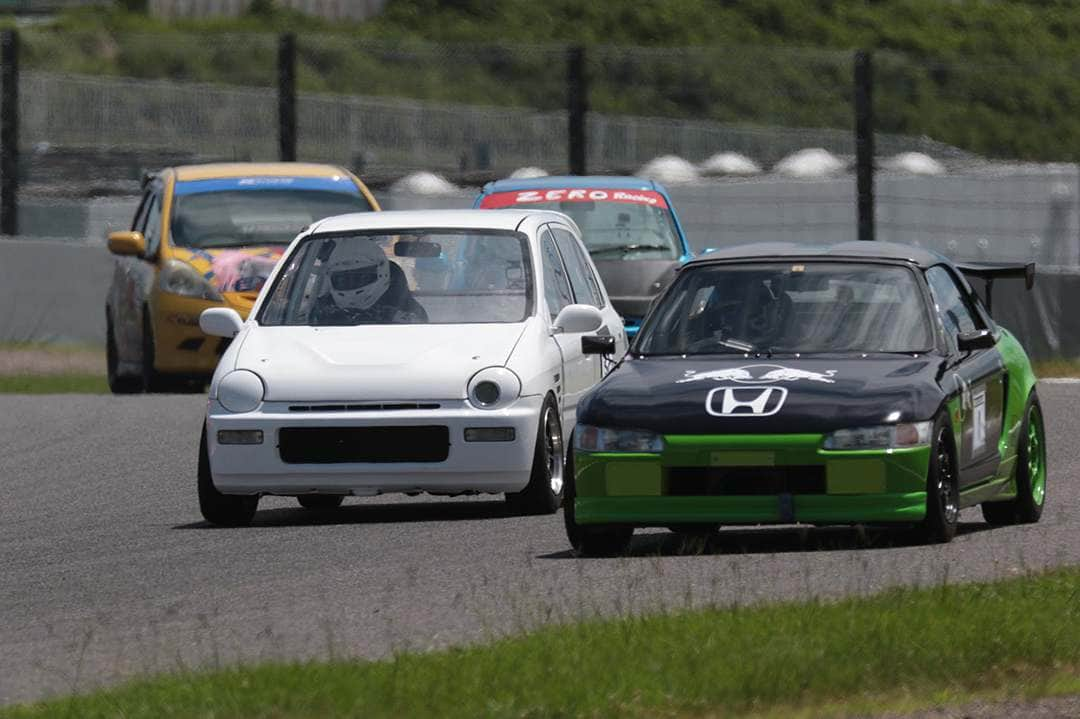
[327,240,391,311]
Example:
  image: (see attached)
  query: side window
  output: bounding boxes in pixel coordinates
[540,231,573,321]
[142,191,162,258]
[552,226,604,308]
[926,266,980,351]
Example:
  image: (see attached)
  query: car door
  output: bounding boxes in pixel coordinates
[110,187,157,364]
[549,223,626,375]
[539,228,592,431]
[925,265,1006,487]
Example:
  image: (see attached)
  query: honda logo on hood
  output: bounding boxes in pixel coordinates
[706,386,788,417]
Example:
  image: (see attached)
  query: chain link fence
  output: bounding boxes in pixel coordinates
[1,30,1079,355]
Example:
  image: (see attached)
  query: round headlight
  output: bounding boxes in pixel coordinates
[218,370,265,413]
[467,367,521,410]
[473,381,501,406]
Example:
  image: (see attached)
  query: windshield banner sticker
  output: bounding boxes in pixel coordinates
[173,176,361,196]
[479,188,669,209]
[677,364,837,385]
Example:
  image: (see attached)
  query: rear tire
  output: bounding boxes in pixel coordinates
[297,495,345,510]
[505,397,563,516]
[921,414,959,544]
[563,445,633,557]
[983,394,1046,526]
[198,426,258,527]
[106,313,142,394]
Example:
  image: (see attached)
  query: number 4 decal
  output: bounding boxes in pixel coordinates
[971,387,987,453]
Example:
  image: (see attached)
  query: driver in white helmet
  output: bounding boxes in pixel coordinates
[311,239,427,325]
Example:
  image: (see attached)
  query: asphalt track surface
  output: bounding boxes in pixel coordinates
[2,383,1079,706]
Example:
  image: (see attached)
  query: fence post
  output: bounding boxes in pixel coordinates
[854,49,874,242]
[567,45,587,176]
[278,32,297,162]
[1,29,18,236]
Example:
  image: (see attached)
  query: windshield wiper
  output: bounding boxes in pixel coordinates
[588,243,670,257]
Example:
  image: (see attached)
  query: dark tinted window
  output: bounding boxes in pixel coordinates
[926,265,981,351]
[638,262,933,355]
[551,227,604,308]
[540,231,573,320]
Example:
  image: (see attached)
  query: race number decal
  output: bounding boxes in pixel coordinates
[971,387,987,452]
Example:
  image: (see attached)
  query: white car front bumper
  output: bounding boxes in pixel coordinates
[206,396,543,496]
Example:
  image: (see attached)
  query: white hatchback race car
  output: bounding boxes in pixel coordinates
[197,209,627,526]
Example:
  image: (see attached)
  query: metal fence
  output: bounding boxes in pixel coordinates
[3,30,1080,355]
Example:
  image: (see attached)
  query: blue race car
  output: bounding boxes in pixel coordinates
[476,176,693,337]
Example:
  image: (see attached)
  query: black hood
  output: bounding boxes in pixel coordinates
[592,259,678,320]
[579,355,948,435]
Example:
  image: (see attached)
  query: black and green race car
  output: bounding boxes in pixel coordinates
[565,242,1046,556]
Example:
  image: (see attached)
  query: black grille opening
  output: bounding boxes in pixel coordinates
[178,337,204,352]
[279,426,449,464]
[667,466,825,496]
[288,403,441,412]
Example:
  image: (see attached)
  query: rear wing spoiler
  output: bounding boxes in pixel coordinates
[956,262,1035,314]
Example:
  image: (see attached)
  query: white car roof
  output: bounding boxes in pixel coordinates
[308,209,571,236]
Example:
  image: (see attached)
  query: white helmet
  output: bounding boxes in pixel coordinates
[327,240,390,311]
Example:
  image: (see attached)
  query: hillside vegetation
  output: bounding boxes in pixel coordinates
[14,0,1080,160]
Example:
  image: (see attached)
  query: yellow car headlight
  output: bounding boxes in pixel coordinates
[159,259,223,302]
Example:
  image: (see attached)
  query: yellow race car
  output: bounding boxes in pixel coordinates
[105,163,380,393]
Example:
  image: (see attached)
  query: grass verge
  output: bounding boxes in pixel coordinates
[0,374,108,394]
[4,568,1079,718]
[1034,358,1080,379]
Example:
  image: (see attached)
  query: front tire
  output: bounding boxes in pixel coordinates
[198,426,258,527]
[921,415,959,544]
[140,307,175,393]
[983,394,1046,526]
[505,397,564,515]
[106,313,142,394]
[563,445,633,557]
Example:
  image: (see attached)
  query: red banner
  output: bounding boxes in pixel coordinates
[479,188,668,210]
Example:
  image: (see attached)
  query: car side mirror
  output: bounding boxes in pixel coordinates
[107,231,146,256]
[957,329,995,352]
[200,307,244,338]
[582,334,616,355]
[552,304,603,334]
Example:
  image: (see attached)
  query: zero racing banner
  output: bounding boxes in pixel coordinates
[479,188,669,209]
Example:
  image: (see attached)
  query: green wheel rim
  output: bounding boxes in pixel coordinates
[1027,406,1046,506]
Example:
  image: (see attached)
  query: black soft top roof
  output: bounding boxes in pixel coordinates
[685,241,949,269]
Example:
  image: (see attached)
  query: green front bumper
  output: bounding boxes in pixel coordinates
[574,433,930,526]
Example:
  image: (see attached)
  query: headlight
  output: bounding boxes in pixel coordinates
[574,425,664,453]
[822,421,932,450]
[466,367,521,410]
[218,370,265,413]
[159,259,223,301]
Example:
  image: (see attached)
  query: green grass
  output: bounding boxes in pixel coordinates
[4,568,1080,718]
[1034,358,1080,379]
[0,374,108,394]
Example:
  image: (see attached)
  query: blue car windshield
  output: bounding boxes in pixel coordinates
[636,262,935,355]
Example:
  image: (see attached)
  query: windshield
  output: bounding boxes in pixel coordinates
[636,262,934,355]
[479,188,681,259]
[258,230,533,326]
[170,186,373,249]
